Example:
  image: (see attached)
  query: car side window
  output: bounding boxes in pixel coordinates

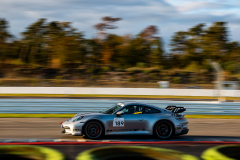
[134,105,144,114]
[120,105,144,114]
[144,107,161,114]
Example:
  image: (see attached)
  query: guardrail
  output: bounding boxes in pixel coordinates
[0,99,239,115]
[1,87,240,97]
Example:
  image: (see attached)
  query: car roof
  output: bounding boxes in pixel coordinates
[119,101,160,110]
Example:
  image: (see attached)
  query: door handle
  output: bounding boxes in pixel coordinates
[139,119,144,121]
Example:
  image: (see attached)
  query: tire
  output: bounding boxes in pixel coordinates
[154,120,173,139]
[84,121,104,139]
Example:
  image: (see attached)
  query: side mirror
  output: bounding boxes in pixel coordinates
[116,111,124,116]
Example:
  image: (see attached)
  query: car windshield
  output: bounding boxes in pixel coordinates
[102,104,122,114]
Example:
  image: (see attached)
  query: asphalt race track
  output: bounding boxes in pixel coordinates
[0,118,240,141]
[1,118,240,160]
[1,99,240,160]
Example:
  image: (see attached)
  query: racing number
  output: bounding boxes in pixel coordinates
[115,121,124,126]
[113,118,124,127]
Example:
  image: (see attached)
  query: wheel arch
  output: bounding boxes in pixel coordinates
[152,119,175,135]
[82,119,106,135]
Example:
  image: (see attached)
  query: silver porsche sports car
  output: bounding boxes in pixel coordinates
[60,102,189,139]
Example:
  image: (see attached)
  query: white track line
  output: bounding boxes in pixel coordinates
[28,139,37,142]
[101,140,111,142]
[77,139,86,142]
[3,139,11,142]
[53,139,62,142]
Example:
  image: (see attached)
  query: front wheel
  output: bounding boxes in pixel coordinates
[84,121,103,139]
[154,121,173,139]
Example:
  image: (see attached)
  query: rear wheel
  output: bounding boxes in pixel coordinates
[84,121,103,139]
[154,120,173,139]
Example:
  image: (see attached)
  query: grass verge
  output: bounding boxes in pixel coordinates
[0,113,240,119]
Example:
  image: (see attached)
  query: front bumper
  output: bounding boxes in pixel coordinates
[61,122,84,136]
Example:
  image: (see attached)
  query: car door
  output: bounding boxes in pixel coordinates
[107,105,146,134]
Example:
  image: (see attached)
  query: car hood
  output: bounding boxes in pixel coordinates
[74,112,103,117]
[63,112,104,124]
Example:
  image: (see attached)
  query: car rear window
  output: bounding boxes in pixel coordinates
[144,107,161,114]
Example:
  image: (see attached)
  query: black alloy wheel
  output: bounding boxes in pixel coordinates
[154,121,173,139]
[84,121,103,139]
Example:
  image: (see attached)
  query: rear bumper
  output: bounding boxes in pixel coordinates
[181,129,189,134]
[175,129,189,135]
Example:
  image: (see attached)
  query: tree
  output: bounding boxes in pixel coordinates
[0,19,12,42]
[170,22,237,70]
[0,19,13,61]
[139,25,158,42]
[93,16,122,65]
[94,16,122,41]
[170,31,188,55]
[46,21,86,67]
[149,38,164,67]
[100,34,123,65]
[222,41,240,73]
[20,18,47,64]
[137,25,164,67]
[202,22,228,61]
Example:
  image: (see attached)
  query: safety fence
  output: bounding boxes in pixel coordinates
[0,99,240,115]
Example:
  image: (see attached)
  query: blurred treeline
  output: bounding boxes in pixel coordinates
[0,17,164,68]
[0,17,240,87]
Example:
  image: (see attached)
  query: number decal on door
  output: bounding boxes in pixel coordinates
[113,118,124,127]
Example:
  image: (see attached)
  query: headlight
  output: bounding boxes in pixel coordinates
[72,116,84,122]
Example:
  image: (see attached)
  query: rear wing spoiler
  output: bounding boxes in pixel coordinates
[165,106,186,113]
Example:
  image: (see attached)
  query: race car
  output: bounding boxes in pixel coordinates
[60,102,189,139]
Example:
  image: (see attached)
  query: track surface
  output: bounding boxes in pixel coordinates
[1,99,239,160]
[1,118,240,142]
[1,118,240,160]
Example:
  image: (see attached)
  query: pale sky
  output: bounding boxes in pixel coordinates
[1,0,240,51]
